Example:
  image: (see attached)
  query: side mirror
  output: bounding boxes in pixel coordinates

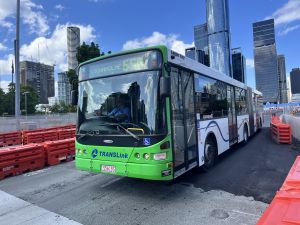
[160,76,170,98]
[71,90,78,106]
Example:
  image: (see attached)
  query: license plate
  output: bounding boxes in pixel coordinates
[101,165,116,173]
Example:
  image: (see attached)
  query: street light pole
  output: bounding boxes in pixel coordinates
[15,0,21,129]
[23,91,29,120]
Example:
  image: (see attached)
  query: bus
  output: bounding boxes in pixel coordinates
[73,45,263,181]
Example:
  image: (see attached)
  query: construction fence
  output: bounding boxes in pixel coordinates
[0,113,76,133]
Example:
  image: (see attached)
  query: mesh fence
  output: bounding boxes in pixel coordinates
[0,113,76,133]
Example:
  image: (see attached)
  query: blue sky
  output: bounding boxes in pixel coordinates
[0,0,299,94]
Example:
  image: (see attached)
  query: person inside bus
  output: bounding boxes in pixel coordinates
[108,95,131,123]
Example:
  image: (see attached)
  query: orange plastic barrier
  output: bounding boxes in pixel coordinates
[22,124,76,144]
[58,128,76,140]
[44,138,75,166]
[256,156,300,225]
[270,116,292,144]
[0,131,22,147]
[0,144,45,180]
[281,157,300,191]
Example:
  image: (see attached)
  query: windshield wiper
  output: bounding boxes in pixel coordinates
[104,123,140,141]
[76,132,98,140]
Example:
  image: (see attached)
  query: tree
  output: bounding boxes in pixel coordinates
[20,85,39,115]
[76,42,101,64]
[49,101,76,113]
[0,87,5,115]
[1,83,38,115]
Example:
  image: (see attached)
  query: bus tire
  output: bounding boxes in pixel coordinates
[243,125,249,144]
[203,136,218,171]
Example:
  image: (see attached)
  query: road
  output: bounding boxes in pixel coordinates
[0,128,298,225]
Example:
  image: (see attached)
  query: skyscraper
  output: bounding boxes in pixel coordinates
[206,0,232,76]
[58,71,71,104]
[290,68,300,95]
[253,19,279,103]
[194,23,210,66]
[277,55,288,103]
[232,48,246,84]
[67,26,80,70]
[20,61,54,104]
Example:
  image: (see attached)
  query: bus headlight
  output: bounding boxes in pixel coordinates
[135,153,141,159]
[153,153,167,160]
[143,153,150,160]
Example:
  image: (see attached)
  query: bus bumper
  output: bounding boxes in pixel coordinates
[75,157,173,181]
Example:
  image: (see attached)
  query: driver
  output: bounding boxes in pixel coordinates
[108,96,131,122]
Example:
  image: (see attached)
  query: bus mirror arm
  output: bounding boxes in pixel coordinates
[160,76,170,98]
[71,90,78,106]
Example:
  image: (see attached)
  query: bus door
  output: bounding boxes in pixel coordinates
[227,86,238,145]
[170,67,198,178]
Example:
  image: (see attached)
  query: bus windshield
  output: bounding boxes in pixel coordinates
[77,71,166,136]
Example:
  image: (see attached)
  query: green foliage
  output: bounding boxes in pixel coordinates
[20,85,39,115]
[67,69,78,91]
[49,101,77,113]
[0,83,38,116]
[76,41,101,64]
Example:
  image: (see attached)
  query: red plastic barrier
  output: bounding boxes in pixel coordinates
[22,124,75,144]
[281,157,300,191]
[270,117,292,144]
[44,138,75,166]
[0,131,22,147]
[0,144,45,180]
[256,156,300,225]
[58,129,76,140]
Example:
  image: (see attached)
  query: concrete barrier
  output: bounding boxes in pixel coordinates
[281,114,300,147]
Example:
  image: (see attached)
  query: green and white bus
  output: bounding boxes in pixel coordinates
[73,45,263,181]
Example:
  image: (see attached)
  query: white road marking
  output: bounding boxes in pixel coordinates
[231,209,260,217]
[23,168,51,177]
[100,177,123,188]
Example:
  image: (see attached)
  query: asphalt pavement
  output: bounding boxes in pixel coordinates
[0,128,298,225]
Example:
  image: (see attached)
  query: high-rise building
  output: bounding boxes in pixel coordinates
[194,23,210,66]
[277,55,288,103]
[206,0,232,76]
[58,71,71,104]
[232,48,246,84]
[20,61,54,104]
[290,68,300,95]
[67,26,80,70]
[253,19,279,103]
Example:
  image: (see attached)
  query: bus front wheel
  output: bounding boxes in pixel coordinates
[203,137,217,171]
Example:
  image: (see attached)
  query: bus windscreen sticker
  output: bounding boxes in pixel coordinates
[143,138,151,146]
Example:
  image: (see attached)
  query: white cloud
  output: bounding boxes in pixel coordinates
[55,4,64,11]
[0,0,49,35]
[266,0,300,26]
[246,58,254,69]
[123,32,193,55]
[20,23,96,71]
[0,43,8,51]
[278,25,300,36]
[0,80,11,93]
[0,54,15,76]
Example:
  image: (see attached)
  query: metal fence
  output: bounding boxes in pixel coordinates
[0,113,76,133]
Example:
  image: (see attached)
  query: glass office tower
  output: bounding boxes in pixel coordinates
[232,48,246,84]
[253,19,279,103]
[277,55,288,103]
[206,0,232,77]
[194,23,210,66]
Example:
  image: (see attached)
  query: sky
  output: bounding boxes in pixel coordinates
[0,0,299,95]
